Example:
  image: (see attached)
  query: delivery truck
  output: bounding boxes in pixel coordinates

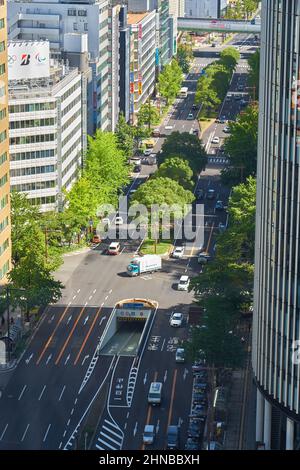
[127,255,162,276]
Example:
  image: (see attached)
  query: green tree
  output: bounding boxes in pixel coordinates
[177,43,193,74]
[153,156,194,190]
[207,63,231,101]
[137,101,160,130]
[115,113,135,156]
[159,131,207,173]
[220,46,240,71]
[158,59,183,105]
[195,74,221,115]
[8,251,63,322]
[65,176,99,228]
[221,104,258,186]
[248,49,260,99]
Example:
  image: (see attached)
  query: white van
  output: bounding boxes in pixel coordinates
[148,382,162,405]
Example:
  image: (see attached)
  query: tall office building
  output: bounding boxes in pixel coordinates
[185,0,227,18]
[0,0,11,284]
[169,0,185,18]
[253,0,300,450]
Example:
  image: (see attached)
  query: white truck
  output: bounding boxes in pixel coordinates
[127,255,162,276]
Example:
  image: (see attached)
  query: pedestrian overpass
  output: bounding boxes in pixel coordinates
[178,17,261,34]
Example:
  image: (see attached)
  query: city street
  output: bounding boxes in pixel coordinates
[0,33,258,450]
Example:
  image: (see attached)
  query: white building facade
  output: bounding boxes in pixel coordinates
[9,65,83,212]
[8,0,111,132]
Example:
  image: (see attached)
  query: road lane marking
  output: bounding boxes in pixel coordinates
[64,354,70,365]
[18,385,27,401]
[167,369,178,427]
[67,419,70,426]
[102,425,122,439]
[74,307,102,365]
[0,424,8,441]
[38,385,46,401]
[100,431,122,446]
[83,316,89,325]
[105,296,108,301]
[206,222,215,252]
[25,353,33,365]
[96,438,115,450]
[63,430,67,437]
[21,424,30,442]
[160,338,166,352]
[93,289,96,294]
[164,370,168,382]
[43,424,51,442]
[72,295,76,300]
[71,408,74,415]
[55,305,87,365]
[89,295,93,300]
[46,354,52,365]
[133,422,138,437]
[66,315,72,325]
[77,289,81,293]
[59,442,62,449]
[143,372,147,385]
[81,355,89,366]
[58,385,66,401]
[37,305,71,365]
[109,289,112,294]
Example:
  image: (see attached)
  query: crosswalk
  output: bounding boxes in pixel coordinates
[208,157,229,164]
[95,419,124,450]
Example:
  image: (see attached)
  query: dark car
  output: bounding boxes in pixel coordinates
[196,189,204,200]
[133,164,141,173]
[215,200,224,211]
[193,129,199,136]
[167,425,179,450]
[192,104,198,110]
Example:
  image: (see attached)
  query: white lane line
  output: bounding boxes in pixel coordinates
[64,354,70,366]
[83,316,89,325]
[59,385,66,401]
[67,419,70,426]
[97,437,117,450]
[74,398,78,405]
[59,442,62,449]
[104,419,120,431]
[93,289,97,294]
[38,385,46,401]
[0,424,8,441]
[46,354,52,365]
[21,424,30,442]
[77,289,80,293]
[63,430,67,438]
[43,424,51,442]
[109,289,112,294]
[95,443,106,450]
[105,296,108,301]
[18,385,27,401]
[161,338,166,352]
[71,408,74,415]
[72,295,76,300]
[102,425,123,439]
[101,302,104,307]
[89,295,93,300]
[67,316,72,325]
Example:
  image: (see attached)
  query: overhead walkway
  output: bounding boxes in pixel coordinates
[178,17,261,34]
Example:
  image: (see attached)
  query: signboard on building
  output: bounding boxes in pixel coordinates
[116,308,151,320]
[130,82,135,94]
[8,41,50,81]
[138,24,143,39]
[138,82,143,95]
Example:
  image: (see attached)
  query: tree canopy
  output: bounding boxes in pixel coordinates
[248,49,260,99]
[176,43,193,74]
[158,131,207,173]
[158,59,183,105]
[153,156,194,190]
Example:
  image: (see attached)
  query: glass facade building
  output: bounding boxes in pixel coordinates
[253,0,300,450]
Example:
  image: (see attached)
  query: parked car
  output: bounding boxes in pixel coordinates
[218,222,226,232]
[178,275,190,291]
[143,148,152,156]
[223,126,230,133]
[196,188,204,200]
[170,312,184,327]
[152,128,160,137]
[198,252,211,264]
[212,136,220,144]
[172,246,185,259]
[107,242,121,255]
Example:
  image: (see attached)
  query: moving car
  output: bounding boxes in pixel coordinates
[192,104,198,110]
[219,116,227,124]
[187,112,194,120]
[143,148,152,156]
[196,188,204,200]
[178,275,190,291]
[107,242,121,255]
[143,425,155,445]
[133,164,141,173]
[92,234,101,243]
[152,128,160,137]
[206,188,215,199]
[215,200,224,211]
[175,348,185,363]
[212,136,220,144]
[148,382,162,405]
[172,246,185,259]
[165,125,173,130]
[166,426,179,450]
[198,252,211,264]
[223,126,230,133]
[170,312,184,327]
[218,222,226,232]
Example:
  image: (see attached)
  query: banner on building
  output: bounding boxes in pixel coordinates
[8,41,50,81]
[138,24,143,39]
[138,82,142,95]
[130,83,135,94]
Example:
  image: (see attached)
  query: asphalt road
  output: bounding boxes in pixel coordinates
[0,33,256,450]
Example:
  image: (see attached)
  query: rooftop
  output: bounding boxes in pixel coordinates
[127,12,150,25]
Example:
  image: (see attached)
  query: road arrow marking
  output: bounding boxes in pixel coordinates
[81,355,89,366]
[64,354,70,366]
[183,368,189,381]
[143,372,148,385]
[99,316,106,327]
[25,353,33,365]
[46,354,52,365]
[67,316,72,325]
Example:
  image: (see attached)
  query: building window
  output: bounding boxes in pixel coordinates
[68,9,76,16]
[0,260,10,280]
[73,23,78,31]
[0,173,8,187]
[0,130,6,143]
[84,23,88,32]
[0,41,5,52]
[78,10,87,17]
[0,239,9,256]
[0,19,4,30]
[0,216,9,233]
[0,194,8,210]
[0,108,6,121]
[0,151,7,166]
[0,64,5,75]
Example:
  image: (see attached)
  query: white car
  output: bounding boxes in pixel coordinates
[144,149,152,156]
[178,275,190,291]
[170,312,184,327]
[165,125,173,130]
[115,216,123,225]
[172,246,185,259]
[212,136,220,144]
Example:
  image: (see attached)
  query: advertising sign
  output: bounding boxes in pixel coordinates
[138,24,143,39]
[130,82,134,94]
[138,82,142,95]
[8,41,50,81]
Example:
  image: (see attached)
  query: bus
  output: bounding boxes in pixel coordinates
[178,87,188,98]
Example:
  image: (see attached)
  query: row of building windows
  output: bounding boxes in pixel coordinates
[10,165,56,178]
[0,194,8,211]
[62,136,81,165]
[0,40,5,52]
[62,108,81,134]
[0,108,6,121]
[9,102,56,113]
[10,133,56,145]
[0,63,5,75]
[62,95,81,118]
[0,151,7,166]
[0,260,10,281]
[62,81,80,104]
[62,151,80,179]
[30,195,56,206]
[0,238,9,257]
[0,19,5,30]
[68,9,87,17]
[10,117,56,130]
[73,22,88,32]
[0,173,7,188]
[62,123,81,148]
[11,180,56,191]
[10,149,55,162]
[0,216,9,233]
[0,130,6,143]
